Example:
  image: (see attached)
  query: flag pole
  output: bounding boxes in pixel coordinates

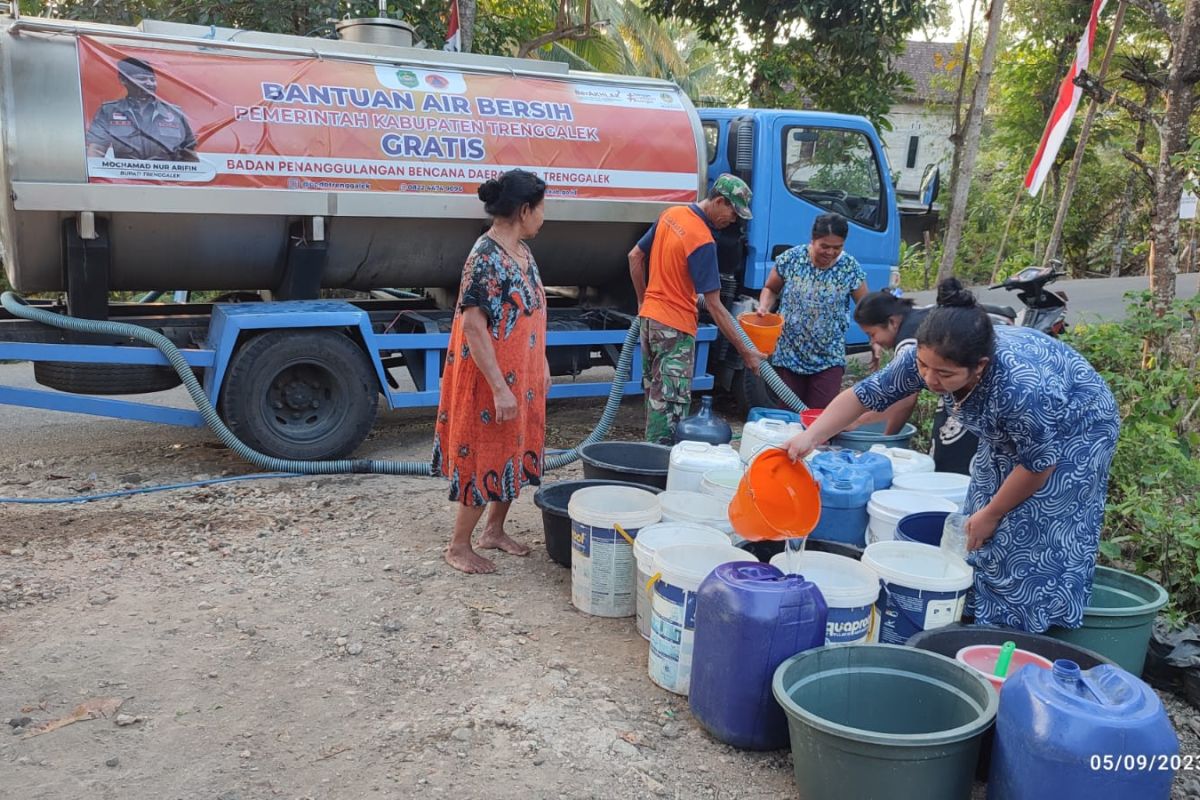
[1041,0,1128,270]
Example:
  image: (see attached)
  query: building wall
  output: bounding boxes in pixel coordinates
[880,101,956,195]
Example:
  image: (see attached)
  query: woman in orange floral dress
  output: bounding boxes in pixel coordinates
[433,170,549,574]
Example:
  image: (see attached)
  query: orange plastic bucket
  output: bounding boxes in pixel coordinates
[801,409,824,427]
[728,449,821,541]
[738,312,784,355]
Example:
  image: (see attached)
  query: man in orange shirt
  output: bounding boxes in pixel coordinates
[628,174,764,443]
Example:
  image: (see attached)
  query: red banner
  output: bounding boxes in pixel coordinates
[78,36,699,201]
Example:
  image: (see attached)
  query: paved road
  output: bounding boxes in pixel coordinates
[910,273,1199,325]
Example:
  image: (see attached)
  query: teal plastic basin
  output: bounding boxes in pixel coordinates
[1047,565,1168,676]
[830,423,917,452]
[773,644,997,800]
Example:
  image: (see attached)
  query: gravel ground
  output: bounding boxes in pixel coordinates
[1,393,1197,799]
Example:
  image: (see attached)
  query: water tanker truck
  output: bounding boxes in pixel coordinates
[0,6,900,459]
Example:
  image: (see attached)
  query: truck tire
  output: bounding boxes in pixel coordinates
[33,361,183,395]
[219,330,379,460]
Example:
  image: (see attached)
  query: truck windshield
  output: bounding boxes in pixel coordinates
[782,127,885,231]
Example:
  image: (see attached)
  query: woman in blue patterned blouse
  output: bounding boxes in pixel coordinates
[756,213,868,409]
[784,279,1120,633]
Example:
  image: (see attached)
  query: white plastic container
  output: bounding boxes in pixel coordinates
[699,469,741,503]
[647,542,752,694]
[666,442,741,493]
[891,472,972,512]
[769,550,881,644]
[862,540,973,645]
[569,486,661,618]
[658,490,733,535]
[633,522,730,640]
[866,489,958,545]
[739,418,805,465]
[867,445,936,478]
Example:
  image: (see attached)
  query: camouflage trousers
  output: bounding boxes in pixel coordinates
[640,318,696,445]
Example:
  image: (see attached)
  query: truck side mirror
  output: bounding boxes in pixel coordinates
[920,164,940,210]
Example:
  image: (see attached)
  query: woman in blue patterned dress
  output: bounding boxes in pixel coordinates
[784,279,1120,632]
[756,213,868,409]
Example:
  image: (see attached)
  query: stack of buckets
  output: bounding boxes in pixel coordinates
[564,437,986,790]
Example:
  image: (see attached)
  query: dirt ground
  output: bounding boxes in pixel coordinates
[2,393,1199,799]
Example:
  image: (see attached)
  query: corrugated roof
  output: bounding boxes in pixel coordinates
[893,40,962,104]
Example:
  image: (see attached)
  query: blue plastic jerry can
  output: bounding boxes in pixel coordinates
[811,448,893,491]
[988,659,1179,799]
[807,464,873,547]
[689,562,827,751]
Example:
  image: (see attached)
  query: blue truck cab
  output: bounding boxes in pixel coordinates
[695,109,900,401]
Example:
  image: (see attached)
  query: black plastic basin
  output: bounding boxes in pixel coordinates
[532,479,663,567]
[578,441,672,489]
[737,538,865,562]
[907,623,1114,781]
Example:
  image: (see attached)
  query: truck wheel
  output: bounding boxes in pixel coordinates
[734,367,781,414]
[34,361,182,395]
[219,330,378,460]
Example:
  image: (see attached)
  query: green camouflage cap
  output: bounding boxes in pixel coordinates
[713,173,752,219]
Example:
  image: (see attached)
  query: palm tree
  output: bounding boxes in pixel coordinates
[522,0,733,105]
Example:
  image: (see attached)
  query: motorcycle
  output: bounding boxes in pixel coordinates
[987,263,1069,336]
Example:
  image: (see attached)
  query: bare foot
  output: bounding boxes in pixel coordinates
[478,527,532,556]
[445,542,496,574]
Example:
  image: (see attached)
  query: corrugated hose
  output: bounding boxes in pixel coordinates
[0,291,806,477]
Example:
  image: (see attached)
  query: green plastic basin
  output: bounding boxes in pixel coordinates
[772,644,997,800]
[1047,565,1168,676]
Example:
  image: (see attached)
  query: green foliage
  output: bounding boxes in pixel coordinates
[33,1,547,56]
[1067,292,1200,619]
[929,0,1180,282]
[542,1,738,106]
[897,239,940,291]
[644,0,936,131]
[745,30,914,131]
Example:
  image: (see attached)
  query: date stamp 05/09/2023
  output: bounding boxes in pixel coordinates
[1089,754,1197,772]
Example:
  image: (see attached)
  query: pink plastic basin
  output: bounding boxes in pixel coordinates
[955,644,1054,692]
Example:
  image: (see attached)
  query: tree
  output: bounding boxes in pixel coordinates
[35,1,540,56]
[643,0,936,131]
[531,0,733,104]
[1129,0,1200,310]
[938,0,1007,282]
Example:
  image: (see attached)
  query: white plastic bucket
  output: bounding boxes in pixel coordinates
[867,445,935,477]
[658,490,733,536]
[699,469,741,504]
[739,419,804,465]
[569,486,661,618]
[633,522,730,640]
[862,541,973,645]
[866,490,958,545]
[666,442,742,493]
[647,543,752,694]
[891,472,972,512]
[770,550,881,645]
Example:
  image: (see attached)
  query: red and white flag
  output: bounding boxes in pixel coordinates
[1023,0,1108,195]
[444,0,461,52]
